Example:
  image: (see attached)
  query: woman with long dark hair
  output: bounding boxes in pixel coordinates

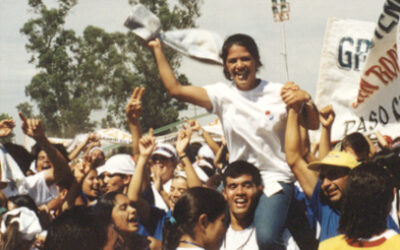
[162,187,227,250]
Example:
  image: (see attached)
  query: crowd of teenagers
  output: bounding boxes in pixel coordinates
[0,33,400,250]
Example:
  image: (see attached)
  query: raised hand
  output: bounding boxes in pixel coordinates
[319,105,335,128]
[280,81,311,110]
[280,81,299,95]
[147,37,162,50]
[139,128,155,157]
[19,112,45,139]
[0,119,15,137]
[126,87,145,123]
[176,126,192,155]
[72,161,90,183]
[87,133,99,143]
[186,119,201,132]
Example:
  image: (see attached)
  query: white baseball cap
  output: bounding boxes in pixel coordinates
[97,154,135,176]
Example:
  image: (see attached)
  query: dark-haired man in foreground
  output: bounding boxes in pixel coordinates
[221,161,300,250]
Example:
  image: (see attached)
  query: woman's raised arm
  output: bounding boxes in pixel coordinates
[148,38,212,110]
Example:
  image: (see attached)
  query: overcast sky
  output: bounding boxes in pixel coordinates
[0,0,384,142]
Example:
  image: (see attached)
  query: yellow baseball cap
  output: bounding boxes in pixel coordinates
[307,151,359,171]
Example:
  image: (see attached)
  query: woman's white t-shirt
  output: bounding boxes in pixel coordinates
[204,80,295,196]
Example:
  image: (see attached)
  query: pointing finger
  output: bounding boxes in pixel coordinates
[148,128,154,137]
[18,112,27,122]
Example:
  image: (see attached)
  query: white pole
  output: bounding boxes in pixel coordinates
[281,22,290,81]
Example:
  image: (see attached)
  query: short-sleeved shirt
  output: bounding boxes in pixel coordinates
[204,80,295,196]
[15,171,58,206]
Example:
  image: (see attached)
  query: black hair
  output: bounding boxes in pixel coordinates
[0,221,33,250]
[220,34,262,80]
[93,191,120,228]
[3,142,34,175]
[338,163,394,240]
[341,132,370,161]
[186,142,202,163]
[162,187,227,250]
[32,143,70,164]
[7,195,38,214]
[222,160,262,187]
[43,206,107,250]
[56,171,74,190]
[199,166,215,177]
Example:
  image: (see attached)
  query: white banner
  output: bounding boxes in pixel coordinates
[314,17,375,142]
[351,0,400,138]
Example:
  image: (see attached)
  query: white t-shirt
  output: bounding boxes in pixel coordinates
[0,145,58,205]
[21,172,58,206]
[221,223,299,250]
[220,223,258,250]
[151,179,172,212]
[205,80,295,196]
[0,144,25,197]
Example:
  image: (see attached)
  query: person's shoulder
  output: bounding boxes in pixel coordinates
[254,80,283,97]
[260,80,284,90]
[318,234,346,249]
[389,233,400,241]
[205,81,232,90]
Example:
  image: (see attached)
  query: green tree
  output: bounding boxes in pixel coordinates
[16,102,35,118]
[20,0,202,138]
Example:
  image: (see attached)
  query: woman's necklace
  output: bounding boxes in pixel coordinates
[179,240,204,248]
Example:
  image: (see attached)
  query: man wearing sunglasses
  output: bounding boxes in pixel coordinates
[285,106,399,242]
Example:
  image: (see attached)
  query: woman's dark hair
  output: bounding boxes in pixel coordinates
[341,132,370,161]
[44,206,106,250]
[93,191,120,228]
[220,34,262,80]
[0,221,32,250]
[8,195,38,214]
[162,187,227,250]
[3,143,34,175]
[338,163,394,240]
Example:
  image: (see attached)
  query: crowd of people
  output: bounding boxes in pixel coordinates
[0,33,399,250]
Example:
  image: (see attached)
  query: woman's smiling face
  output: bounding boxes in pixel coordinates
[82,169,99,198]
[225,44,259,91]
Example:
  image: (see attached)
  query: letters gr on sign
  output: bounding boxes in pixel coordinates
[343,95,400,136]
[338,37,371,71]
